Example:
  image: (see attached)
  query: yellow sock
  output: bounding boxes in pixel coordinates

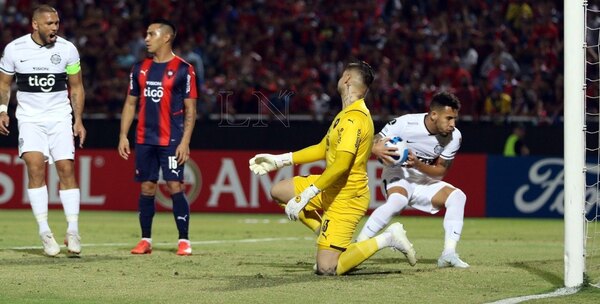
[336,238,379,275]
[277,202,321,234]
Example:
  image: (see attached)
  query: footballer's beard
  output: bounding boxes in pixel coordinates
[41,32,57,46]
[440,128,454,137]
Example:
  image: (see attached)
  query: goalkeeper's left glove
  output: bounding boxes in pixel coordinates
[285,185,320,221]
[249,152,293,175]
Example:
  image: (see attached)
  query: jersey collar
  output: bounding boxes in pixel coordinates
[344,98,366,112]
[423,114,436,136]
[29,34,54,48]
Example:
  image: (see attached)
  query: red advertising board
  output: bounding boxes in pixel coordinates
[0,149,486,216]
[444,154,487,217]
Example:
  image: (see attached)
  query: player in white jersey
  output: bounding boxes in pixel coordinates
[0,5,86,257]
[356,92,470,268]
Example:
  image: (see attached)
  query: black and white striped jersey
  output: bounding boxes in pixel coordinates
[0,34,80,122]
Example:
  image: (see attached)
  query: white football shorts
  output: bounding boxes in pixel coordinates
[18,120,74,164]
[383,175,452,214]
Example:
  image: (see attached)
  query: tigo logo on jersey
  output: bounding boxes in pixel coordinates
[28,74,55,92]
[144,81,164,102]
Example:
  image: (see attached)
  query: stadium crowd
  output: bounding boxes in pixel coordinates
[0,0,563,124]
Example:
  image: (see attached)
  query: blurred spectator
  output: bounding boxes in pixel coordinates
[484,88,512,122]
[310,85,331,122]
[505,0,533,29]
[480,40,521,81]
[177,39,205,86]
[453,76,481,120]
[0,0,563,124]
[440,56,472,90]
[503,123,530,156]
[511,76,538,116]
[457,40,479,74]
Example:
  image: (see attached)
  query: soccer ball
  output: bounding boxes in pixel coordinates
[383,136,409,166]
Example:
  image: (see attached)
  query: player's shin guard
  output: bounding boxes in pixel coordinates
[336,239,379,275]
[356,193,408,242]
[138,195,155,238]
[443,189,466,255]
[59,188,80,233]
[28,186,50,234]
[172,192,190,240]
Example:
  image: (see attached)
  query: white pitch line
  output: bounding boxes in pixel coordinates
[1,237,313,251]
[486,287,581,304]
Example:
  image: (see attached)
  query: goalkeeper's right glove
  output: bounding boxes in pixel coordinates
[285,184,320,221]
[249,152,293,175]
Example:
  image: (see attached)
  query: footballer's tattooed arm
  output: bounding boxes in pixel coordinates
[373,133,385,144]
[0,74,11,107]
[440,158,453,170]
[0,73,11,136]
[68,71,86,147]
[175,97,197,165]
[409,156,453,179]
[182,97,197,144]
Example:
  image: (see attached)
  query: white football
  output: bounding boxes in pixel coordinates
[383,136,409,167]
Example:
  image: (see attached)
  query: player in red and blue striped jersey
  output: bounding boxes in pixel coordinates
[118,19,197,256]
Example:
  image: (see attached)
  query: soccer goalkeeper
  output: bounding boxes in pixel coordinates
[249,60,416,275]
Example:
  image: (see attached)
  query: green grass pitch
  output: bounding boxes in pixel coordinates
[0,210,598,303]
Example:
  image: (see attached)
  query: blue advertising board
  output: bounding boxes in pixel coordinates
[486,156,597,219]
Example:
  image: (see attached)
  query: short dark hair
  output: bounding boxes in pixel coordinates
[151,18,177,42]
[430,91,461,111]
[345,60,374,87]
[33,4,57,18]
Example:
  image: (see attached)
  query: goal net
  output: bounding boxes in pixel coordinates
[585,1,600,288]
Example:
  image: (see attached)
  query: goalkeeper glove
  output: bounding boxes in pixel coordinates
[249,152,293,175]
[285,185,320,221]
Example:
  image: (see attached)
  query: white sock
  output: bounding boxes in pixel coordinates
[374,231,392,249]
[60,189,80,233]
[442,189,466,256]
[142,237,152,244]
[356,193,408,242]
[28,186,50,234]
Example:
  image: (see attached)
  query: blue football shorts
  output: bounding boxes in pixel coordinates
[134,144,184,182]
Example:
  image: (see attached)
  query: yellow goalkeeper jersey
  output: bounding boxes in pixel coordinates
[323,98,374,199]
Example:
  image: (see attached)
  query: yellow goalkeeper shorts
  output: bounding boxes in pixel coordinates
[293,175,369,251]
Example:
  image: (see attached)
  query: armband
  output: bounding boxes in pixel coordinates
[66,61,81,75]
